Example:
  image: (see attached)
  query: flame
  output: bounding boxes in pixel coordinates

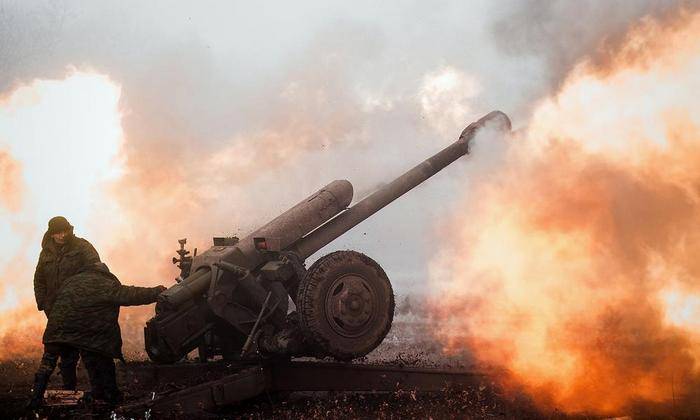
[0,70,124,359]
[0,305,45,360]
[0,150,23,212]
[430,9,700,414]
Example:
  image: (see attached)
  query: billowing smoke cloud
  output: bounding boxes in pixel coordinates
[0,150,22,212]
[491,0,686,90]
[431,9,700,415]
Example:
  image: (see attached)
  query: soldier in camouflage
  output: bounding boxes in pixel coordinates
[28,261,166,408]
[34,216,101,314]
[31,216,100,398]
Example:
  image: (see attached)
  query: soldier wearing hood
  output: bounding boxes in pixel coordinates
[34,216,101,314]
[30,216,100,398]
[28,262,166,408]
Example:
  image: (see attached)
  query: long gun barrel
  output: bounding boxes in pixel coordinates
[160,111,510,307]
[289,110,511,259]
[160,179,353,308]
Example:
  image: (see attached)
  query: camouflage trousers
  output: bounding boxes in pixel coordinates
[36,343,80,390]
[80,350,121,404]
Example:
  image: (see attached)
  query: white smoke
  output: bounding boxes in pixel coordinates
[0,0,687,307]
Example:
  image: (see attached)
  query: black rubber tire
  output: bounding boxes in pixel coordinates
[144,318,182,364]
[297,250,394,360]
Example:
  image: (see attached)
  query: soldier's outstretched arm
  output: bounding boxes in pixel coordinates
[111,285,167,306]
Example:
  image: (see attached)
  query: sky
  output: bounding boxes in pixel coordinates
[0,0,691,358]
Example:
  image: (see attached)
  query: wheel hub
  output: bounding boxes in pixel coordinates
[325,274,376,337]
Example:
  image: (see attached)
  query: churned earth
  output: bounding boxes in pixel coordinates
[0,317,535,419]
[0,304,684,419]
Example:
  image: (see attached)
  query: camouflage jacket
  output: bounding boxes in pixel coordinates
[33,228,100,314]
[43,263,164,359]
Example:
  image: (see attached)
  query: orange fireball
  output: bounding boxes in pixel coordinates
[431,9,700,415]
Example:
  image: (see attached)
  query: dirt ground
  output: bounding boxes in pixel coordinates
[0,315,693,419]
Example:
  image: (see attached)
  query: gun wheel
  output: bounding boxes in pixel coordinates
[297,250,394,360]
[144,319,182,364]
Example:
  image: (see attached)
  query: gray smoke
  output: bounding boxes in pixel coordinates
[491,0,690,91]
[0,0,686,294]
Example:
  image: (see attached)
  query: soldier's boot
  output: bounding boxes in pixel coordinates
[99,357,122,405]
[81,350,106,401]
[26,373,50,410]
[27,348,59,410]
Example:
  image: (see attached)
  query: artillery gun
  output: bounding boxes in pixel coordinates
[145,111,511,364]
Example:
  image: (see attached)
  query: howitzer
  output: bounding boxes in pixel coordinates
[145,111,511,363]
